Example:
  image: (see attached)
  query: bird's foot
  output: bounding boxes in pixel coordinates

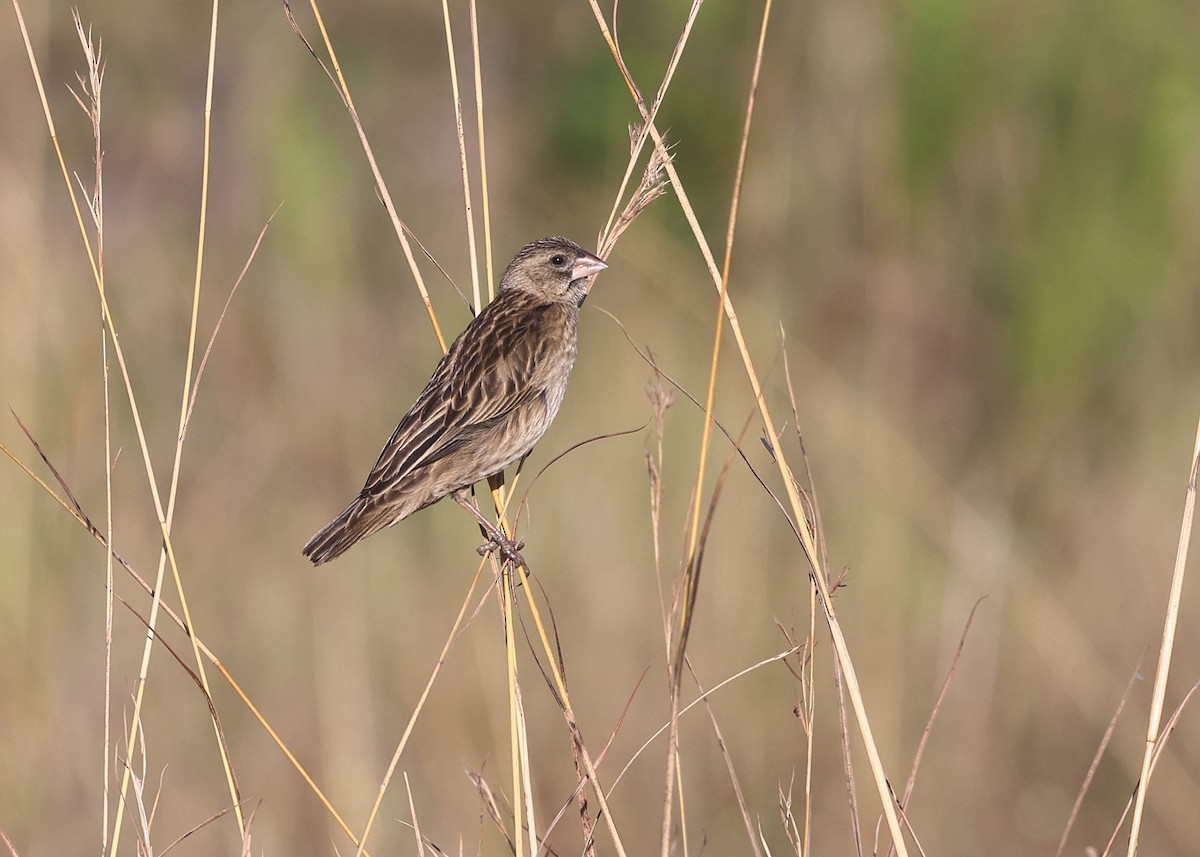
[477,535,527,569]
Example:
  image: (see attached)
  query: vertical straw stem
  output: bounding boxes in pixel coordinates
[1125,415,1200,856]
[303,0,448,351]
[467,0,495,296]
[439,0,483,312]
[585,4,910,852]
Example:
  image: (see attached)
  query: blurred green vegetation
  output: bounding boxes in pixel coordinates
[1,0,1199,855]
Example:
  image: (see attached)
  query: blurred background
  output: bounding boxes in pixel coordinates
[2,0,1200,854]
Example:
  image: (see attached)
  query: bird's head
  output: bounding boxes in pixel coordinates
[500,237,608,307]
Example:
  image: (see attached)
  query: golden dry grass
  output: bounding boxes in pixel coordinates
[2,1,1200,855]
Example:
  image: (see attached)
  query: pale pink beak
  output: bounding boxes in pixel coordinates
[571,252,607,281]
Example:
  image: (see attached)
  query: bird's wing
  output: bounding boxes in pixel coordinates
[359,299,549,496]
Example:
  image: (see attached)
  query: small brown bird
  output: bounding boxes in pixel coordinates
[303,236,607,566]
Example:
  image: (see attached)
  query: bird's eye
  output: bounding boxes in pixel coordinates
[550,254,567,267]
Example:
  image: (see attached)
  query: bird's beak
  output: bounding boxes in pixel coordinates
[571,253,607,282]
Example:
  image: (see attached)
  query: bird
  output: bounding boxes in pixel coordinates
[303,236,608,567]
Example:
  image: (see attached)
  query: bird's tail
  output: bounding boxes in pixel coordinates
[302,495,396,566]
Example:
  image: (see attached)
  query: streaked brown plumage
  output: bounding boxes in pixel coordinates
[303,236,607,566]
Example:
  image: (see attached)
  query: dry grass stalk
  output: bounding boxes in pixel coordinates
[65,13,115,852]
[1101,680,1200,857]
[283,3,671,853]
[1056,662,1143,857]
[687,658,765,857]
[1125,417,1200,856]
[438,0,483,313]
[587,1,912,852]
[0,829,22,857]
[283,0,447,351]
[884,599,984,857]
[405,772,430,857]
[777,772,805,855]
[1,419,374,853]
[467,0,495,296]
[467,769,517,854]
[597,0,701,246]
[160,801,254,856]
[780,342,823,855]
[1,0,998,853]
[12,2,247,849]
[352,557,494,857]
[502,578,530,857]
[597,135,671,259]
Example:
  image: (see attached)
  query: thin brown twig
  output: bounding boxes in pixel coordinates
[10,5,247,847]
[680,0,772,649]
[780,336,828,575]
[608,646,802,797]
[467,768,518,856]
[353,556,493,857]
[0,435,373,855]
[142,0,249,840]
[686,658,764,857]
[511,422,648,536]
[832,653,865,857]
[505,555,630,857]
[1055,659,1144,857]
[772,621,813,719]
[597,0,699,248]
[501,580,601,857]
[493,418,652,856]
[1101,679,1200,857]
[900,608,978,796]
[539,665,653,853]
[160,797,252,855]
[780,334,823,855]
[458,10,669,845]
[283,0,447,351]
[672,399,760,691]
[183,207,280,434]
[587,2,911,851]
[660,389,758,857]
[883,599,985,857]
[116,589,241,807]
[777,773,804,856]
[598,308,799,541]
[646,367,675,649]
[887,793,930,857]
